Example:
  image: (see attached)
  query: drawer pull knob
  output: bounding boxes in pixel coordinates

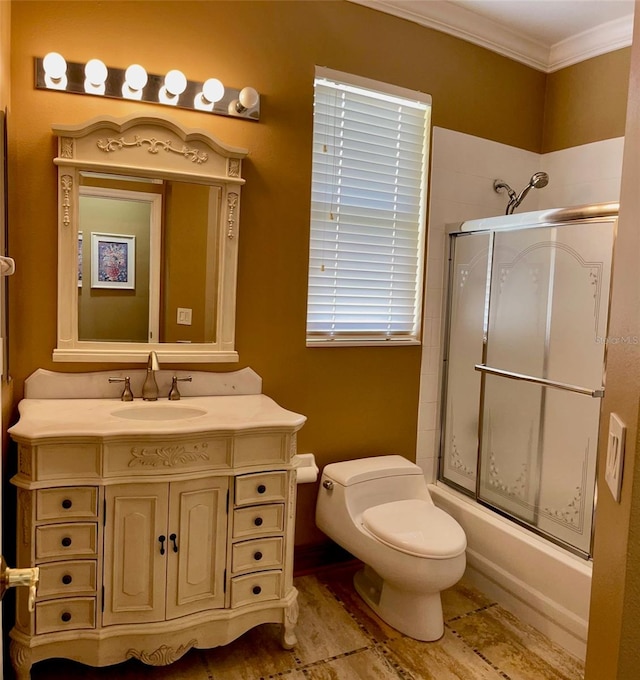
[61,499,73,509]
[253,551,263,561]
[158,535,166,555]
[254,517,263,527]
[61,537,72,548]
[170,533,179,553]
[62,574,73,585]
[61,611,72,622]
[257,484,267,494]
[252,585,262,595]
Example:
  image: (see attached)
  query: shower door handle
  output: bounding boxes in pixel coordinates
[474,364,604,398]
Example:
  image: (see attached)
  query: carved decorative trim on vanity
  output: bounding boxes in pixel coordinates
[227,158,240,177]
[61,175,73,228]
[126,639,198,666]
[60,137,74,158]
[18,446,32,477]
[18,490,31,546]
[128,443,210,468]
[227,192,239,239]
[96,136,209,164]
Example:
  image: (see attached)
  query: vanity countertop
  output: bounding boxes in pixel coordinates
[9,394,307,440]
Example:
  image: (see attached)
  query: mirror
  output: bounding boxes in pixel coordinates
[53,115,247,363]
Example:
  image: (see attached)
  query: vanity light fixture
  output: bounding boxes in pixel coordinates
[35,53,260,120]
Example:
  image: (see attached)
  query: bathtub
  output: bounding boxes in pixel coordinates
[429,483,592,661]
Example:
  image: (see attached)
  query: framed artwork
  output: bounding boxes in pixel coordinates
[91,232,136,289]
[78,231,83,287]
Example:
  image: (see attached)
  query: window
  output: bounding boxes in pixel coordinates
[306,67,431,346]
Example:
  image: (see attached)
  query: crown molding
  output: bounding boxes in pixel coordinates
[348,0,633,73]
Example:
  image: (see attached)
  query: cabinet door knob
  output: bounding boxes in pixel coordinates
[61,537,72,548]
[252,585,262,595]
[62,574,73,585]
[169,533,179,553]
[158,535,166,555]
[257,484,266,494]
[61,611,72,622]
[253,551,263,561]
[254,517,263,527]
[61,499,73,509]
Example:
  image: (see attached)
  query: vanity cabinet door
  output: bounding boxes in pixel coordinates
[103,484,169,625]
[165,478,228,619]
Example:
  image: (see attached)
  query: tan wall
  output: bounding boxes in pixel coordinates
[7,0,547,547]
[543,49,631,152]
[5,1,633,554]
[585,7,640,677]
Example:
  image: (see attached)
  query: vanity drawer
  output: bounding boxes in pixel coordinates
[231,537,284,575]
[36,487,98,521]
[36,444,101,482]
[35,597,96,635]
[233,504,285,539]
[235,472,287,506]
[37,560,97,599]
[230,570,282,608]
[35,523,98,560]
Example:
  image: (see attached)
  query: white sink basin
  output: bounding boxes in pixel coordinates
[112,405,207,421]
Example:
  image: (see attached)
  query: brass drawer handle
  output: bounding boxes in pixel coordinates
[62,574,72,585]
[254,517,263,527]
[61,537,72,548]
[61,499,73,510]
[61,611,72,623]
[253,551,263,561]
[252,585,262,595]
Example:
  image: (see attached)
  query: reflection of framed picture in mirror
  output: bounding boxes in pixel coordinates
[91,232,135,289]
[78,232,83,287]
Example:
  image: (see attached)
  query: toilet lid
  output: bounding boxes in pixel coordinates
[361,499,467,559]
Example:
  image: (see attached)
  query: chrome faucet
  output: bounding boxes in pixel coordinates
[142,351,160,401]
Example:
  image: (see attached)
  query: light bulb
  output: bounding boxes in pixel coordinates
[43,52,68,90]
[43,52,67,80]
[238,86,259,110]
[164,69,187,96]
[202,78,225,104]
[84,59,107,86]
[125,64,148,91]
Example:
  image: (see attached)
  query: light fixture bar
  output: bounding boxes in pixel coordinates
[35,56,260,121]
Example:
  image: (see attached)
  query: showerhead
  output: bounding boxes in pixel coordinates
[529,171,549,189]
[494,172,550,214]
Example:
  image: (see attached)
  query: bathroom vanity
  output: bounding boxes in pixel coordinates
[8,368,309,679]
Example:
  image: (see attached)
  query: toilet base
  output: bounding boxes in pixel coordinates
[353,566,445,641]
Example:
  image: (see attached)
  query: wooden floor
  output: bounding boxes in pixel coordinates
[30,563,584,680]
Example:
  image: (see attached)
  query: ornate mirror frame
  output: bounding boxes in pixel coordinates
[52,114,248,363]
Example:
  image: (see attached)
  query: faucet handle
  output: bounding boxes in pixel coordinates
[109,376,134,401]
[168,376,192,401]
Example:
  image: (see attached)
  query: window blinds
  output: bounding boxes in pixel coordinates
[307,71,430,344]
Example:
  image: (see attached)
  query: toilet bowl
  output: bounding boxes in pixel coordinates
[315,455,466,641]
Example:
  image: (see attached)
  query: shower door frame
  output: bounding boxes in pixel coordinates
[438,203,619,559]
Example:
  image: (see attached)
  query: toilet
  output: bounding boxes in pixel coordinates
[316,455,466,641]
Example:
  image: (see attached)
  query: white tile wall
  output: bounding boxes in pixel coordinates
[416,128,624,480]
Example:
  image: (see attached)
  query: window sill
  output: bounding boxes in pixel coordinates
[306,338,421,348]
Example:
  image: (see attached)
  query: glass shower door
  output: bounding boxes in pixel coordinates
[478,220,614,554]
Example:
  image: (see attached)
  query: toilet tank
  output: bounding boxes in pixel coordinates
[320,455,433,520]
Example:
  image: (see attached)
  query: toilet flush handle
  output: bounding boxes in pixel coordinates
[323,480,334,490]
